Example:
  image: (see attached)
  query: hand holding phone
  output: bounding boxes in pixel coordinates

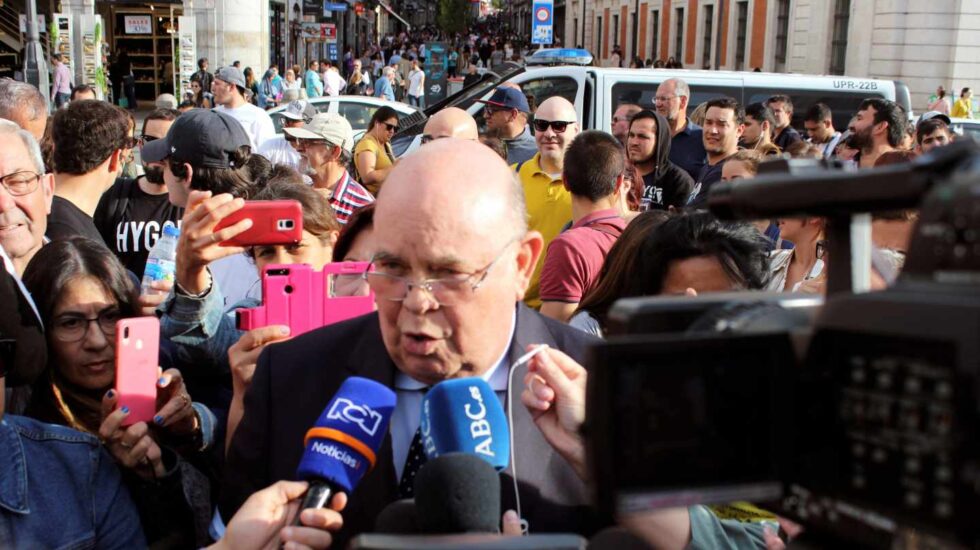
[114,317,160,426]
[175,191,253,295]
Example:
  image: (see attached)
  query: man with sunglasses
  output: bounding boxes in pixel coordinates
[94,109,184,277]
[258,100,317,171]
[285,113,374,224]
[516,96,580,309]
[46,100,133,244]
[478,87,537,165]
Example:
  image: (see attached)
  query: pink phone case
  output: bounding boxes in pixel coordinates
[237,262,374,336]
[114,317,160,426]
[322,261,375,327]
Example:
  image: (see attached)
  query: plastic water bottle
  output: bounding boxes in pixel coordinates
[141,225,180,295]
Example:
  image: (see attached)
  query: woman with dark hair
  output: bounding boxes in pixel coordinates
[332,202,375,263]
[157,179,367,448]
[21,238,214,547]
[571,211,770,336]
[244,67,259,105]
[354,105,400,195]
[189,75,213,108]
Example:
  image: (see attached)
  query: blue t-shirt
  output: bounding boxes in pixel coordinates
[669,120,708,181]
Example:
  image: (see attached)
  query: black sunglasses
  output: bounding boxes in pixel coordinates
[532,119,574,133]
[382,122,399,132]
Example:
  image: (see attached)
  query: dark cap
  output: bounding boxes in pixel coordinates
[141,109,251,168]
[918,111,952,127]
[477,87,530,113]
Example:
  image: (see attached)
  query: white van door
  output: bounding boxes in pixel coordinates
[600,72,744,134]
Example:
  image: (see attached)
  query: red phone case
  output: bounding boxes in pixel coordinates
[212,200,304,246]
[114,317,160,426]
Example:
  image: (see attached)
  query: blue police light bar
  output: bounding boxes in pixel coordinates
[525,48,594,66]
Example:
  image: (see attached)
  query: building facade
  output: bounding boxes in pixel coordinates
[562,0,980,111]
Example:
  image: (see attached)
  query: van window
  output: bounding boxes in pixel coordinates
[474,76,579,130]
[611,81,743,114]
[745,87,888,132]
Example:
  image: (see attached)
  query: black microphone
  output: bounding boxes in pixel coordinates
[413,453,502,533]
[374,499,420,534]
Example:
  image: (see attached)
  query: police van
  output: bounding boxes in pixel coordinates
[392,55,912,156]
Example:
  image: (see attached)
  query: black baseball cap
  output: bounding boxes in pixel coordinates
[142,109,251,168]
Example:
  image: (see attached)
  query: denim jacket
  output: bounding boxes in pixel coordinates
[158,282,258,374]
[0,414,145,549]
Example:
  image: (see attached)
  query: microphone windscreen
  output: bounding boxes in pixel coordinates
[295,376,396,492]
[414,453,501,533]
[374,499,420,534]
[419,377,510,470]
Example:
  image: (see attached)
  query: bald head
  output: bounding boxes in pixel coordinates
[370,139,542,384]
[535,96,577,122]
[377,139,525,241]
[422,107,479,141]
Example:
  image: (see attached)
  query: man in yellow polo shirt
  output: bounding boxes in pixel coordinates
[514,96,580,309]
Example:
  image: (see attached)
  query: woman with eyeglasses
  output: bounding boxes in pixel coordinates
[21,237,215,547]
[354,106,399,195]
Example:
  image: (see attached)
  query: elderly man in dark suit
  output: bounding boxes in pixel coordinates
[221,138,601,546]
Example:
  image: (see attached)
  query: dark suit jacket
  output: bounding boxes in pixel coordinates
[221,304,601,545]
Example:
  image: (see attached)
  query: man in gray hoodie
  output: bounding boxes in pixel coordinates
[627,110,694,210]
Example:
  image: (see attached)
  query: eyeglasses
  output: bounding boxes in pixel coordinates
[382,122,399,132]
[120,136,138,150]
[0,170,42,196]
[51,308,121,343]
[654,95,678,103]
[364,241,515,307]
[532,119,575,133]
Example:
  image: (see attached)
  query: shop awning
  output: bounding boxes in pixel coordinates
[378,0,411,30]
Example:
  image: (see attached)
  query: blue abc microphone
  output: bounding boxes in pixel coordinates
[294,376,396,522]
[419,377,510,469]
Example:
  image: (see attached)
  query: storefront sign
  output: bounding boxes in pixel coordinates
[124,15,152,34]
[324,2,348,11]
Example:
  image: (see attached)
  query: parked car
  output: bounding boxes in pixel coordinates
[268,96,421,141]
[947,117,980,140]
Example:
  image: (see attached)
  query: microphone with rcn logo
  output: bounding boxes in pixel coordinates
[293,376,396,524]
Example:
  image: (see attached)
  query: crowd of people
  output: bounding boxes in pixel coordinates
[0,61,956,548]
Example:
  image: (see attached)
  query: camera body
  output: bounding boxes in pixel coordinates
[586,141,980,547]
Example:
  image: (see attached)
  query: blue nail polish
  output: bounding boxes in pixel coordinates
[154,415,164,424]
[158,377,167,385]
[106,389,115,398]
[120,406,130,414]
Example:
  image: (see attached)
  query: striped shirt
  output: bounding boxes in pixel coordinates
[328,170,374,224]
